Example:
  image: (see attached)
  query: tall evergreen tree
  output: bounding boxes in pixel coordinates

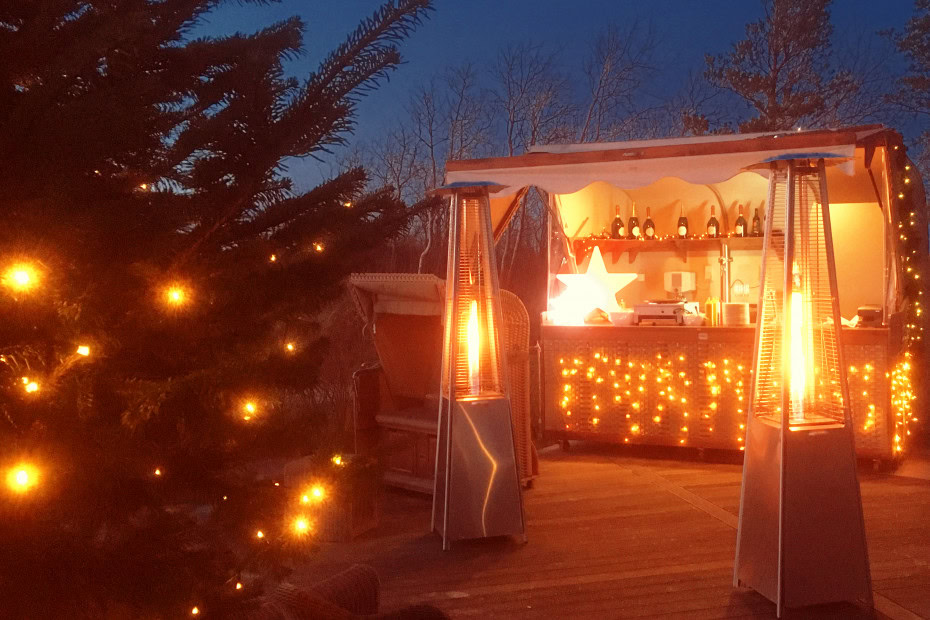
[0,1,432,616]
[704,0,860,132]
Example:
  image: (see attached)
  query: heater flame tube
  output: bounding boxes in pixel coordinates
[788,263,807,423]
[467,298,481,394]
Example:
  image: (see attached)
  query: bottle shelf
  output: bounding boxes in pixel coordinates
[572,235,765,264]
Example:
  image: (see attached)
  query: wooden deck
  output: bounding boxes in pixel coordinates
[297,446,930,619]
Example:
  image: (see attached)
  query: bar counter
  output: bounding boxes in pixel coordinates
[541,323,905,460]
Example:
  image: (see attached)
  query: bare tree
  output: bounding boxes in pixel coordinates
[491,42,574,155]
[444,63,493,161]
[403,63,493,273]
[647,70,734,137]
[825,28,899,127]
[366,123,424,203]
[578,22,656,142]
[489,42,574,284]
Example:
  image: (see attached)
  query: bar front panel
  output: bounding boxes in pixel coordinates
[542,325,897,459]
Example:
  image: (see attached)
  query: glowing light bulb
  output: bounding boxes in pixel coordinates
[313,242,324,253]
[165,286,187,306]
[24,380,39,393]
[235,582,243,590]
[243,401,256,414]
[3,263,39,292]
[76,345,90,356]
[301,484,326,504]
[269,254,277,263]
[6,464,38,493]
[285,342,295,352]
[293,516,311,535]
[331,455,343,466]
[256,530,264,539]
[154,468,162,476]
[787,263,808,423]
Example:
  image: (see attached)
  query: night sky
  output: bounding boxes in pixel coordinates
[197,1,919,187]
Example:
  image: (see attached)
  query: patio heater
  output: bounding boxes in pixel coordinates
[734,157,872,616]
[431,181,526,550]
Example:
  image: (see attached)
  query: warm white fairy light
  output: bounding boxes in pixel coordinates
[164,285,188,307]
[300,484,326,505]
[6,463,39,493]
[3,262,39,292]
[292,516,311,536]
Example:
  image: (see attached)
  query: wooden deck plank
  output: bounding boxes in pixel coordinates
[295,447,930,619]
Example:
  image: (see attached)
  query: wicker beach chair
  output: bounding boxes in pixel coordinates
[500,289,539,486]
[349,273,537,492]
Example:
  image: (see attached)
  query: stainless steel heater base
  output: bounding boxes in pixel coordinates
[735,417,872,616]
[432,397,526,549]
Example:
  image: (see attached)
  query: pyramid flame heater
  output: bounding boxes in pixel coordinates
[431,182,526,550]
[734,157,872,616]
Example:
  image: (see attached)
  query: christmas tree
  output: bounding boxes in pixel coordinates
[0,0,433,616]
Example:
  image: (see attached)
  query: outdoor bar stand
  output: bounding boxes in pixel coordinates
[444,126,924,462]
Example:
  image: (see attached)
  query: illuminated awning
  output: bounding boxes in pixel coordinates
[445,126,892,233]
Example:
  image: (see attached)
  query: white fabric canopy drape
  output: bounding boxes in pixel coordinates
[446,127,886,232]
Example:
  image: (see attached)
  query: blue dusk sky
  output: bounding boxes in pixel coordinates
[196,1,919,188]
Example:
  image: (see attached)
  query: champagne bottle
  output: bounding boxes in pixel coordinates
[677,202,689,238]
[706,204,720,238]
[734,204,748,237]
[751,208,762,236]
[610,204,625,239]
[627,202,640,239]
[643,206,656,240]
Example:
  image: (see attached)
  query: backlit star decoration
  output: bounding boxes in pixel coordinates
[550,246,636,324]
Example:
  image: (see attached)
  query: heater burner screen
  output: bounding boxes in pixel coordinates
[752,164,846,427]
[442,196,506,399]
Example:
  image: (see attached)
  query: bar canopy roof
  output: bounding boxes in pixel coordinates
[444,125,900,234]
